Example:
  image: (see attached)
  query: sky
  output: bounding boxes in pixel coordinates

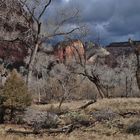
[44,0,140,45]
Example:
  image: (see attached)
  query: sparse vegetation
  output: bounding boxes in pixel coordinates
[23,108,59,133]
[0,98,139,140]
[0,0,140,140]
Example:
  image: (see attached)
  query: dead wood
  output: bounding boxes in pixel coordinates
[78,100,96,109]
[45,124,74,134]
[34,101,48,105]
[6,119,97,135]
[119,111,139,118]
[6,124,76,135]
[6,128,38,135]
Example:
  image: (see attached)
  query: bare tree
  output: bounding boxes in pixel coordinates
[18,0,83,87]
[74,66,105,98]
[70,45,110,98]
[57,73,84,109]
[49,40,108,98]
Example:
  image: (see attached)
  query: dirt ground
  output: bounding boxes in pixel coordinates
[0,98,140,140]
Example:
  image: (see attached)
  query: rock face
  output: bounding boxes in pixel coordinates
[54,39,85,64]
[0,0,34,68]
[0,39,29,67]
[85,45,110,64]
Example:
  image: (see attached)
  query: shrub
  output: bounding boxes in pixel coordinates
[126,121,140,135]
[64,111,90,126]
[24,108,59,133]
[0,69,32,122]
[92,109,118,121]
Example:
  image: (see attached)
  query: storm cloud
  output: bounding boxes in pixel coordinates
[44,0,140,45]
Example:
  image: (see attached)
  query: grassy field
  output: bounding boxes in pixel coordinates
[0,98,140,140]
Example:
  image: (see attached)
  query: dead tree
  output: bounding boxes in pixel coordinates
[75,68,106,98]
[57,72,84,109]
[18,0,83,88]
[69,43,107,98]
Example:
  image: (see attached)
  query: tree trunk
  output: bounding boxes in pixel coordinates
[136,67,140,91]
[135,51,140,92]
[125,76,128,97]
[26,43,39,87]
[58,96,65,109]
[94,82,105,98]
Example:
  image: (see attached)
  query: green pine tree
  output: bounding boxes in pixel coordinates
[0,69,32,121]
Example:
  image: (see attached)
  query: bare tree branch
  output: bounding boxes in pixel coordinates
[53,9,79,34]
[46,27,80,38]
[38,0,52,20]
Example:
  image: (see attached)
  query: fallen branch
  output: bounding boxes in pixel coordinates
[34,101,48,105]
[79,100,96,110]
[6,124,75,135]
[119,111,139,118]
[6,128,38,135]
[45,124,74,134]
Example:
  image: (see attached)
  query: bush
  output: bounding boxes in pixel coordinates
[64,111,90,126]
[0,69,32,122]
[92,109,118,121]
[126,121,140,135]
[23,108,59,132]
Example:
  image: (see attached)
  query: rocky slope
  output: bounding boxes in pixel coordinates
[0,0,34,68]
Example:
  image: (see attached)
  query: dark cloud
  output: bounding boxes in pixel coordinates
[44,0,140,45]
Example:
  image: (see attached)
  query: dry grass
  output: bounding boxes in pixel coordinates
[33,98,140,112]
[1,98,140,140]
[87,98,140,112]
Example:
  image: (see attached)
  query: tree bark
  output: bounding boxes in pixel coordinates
[26,43,39,87]
[94,82,105,98]
[58,96,65,109]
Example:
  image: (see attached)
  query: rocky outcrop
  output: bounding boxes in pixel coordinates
[0,0,34,68]
[54,39,85,64]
